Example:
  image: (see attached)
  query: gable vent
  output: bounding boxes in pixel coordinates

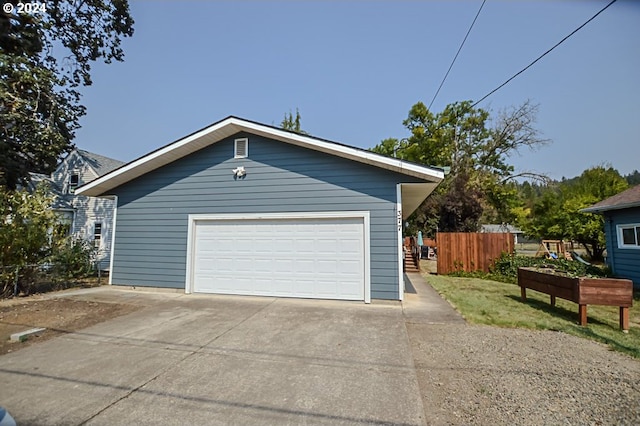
[234,138,248,158]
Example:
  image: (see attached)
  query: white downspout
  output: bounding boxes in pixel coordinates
[397,184,404,301]
[108,195,118,285]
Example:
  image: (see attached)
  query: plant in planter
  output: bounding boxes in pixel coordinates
[517,267,633,331]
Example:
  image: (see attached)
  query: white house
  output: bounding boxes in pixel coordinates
[45,149,125,269]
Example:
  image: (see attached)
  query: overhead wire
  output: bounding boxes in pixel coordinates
[428,0,487,111]
[472,0,618,108]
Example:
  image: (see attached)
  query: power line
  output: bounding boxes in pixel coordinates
[472,0,617,108]
[428,0,487,111]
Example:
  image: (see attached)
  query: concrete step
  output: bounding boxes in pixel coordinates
[404,261,420,272]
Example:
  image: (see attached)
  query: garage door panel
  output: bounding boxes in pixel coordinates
[253,278,273,293]
[340,260,362,275]
[274,259,293,272]
[191,216,365,300]
[341,240,362,254]
[294,258,315,272]
[316,280,339,297]
[317,239,339,254]
[274,280,295,295]
[294,242,314,254]
[254,259,272,273]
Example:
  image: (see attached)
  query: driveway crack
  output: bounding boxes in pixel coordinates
[78,298,279,425]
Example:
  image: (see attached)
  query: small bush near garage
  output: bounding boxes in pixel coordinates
[48,237,97,280]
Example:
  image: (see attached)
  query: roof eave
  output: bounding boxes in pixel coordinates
[76,117,444,197]
[581,202,640,213]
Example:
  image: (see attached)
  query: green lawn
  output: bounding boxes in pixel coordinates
[424,273,640,359]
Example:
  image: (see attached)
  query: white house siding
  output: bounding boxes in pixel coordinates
[52,151,98,195]
[51,151,119,269]
[69,196,116,268]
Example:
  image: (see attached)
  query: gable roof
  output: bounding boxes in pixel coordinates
[581,184,640,213]
[76,116,444,197]
[75,149,125,177]
[27,173,74,210]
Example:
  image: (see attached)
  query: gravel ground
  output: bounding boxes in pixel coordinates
[407,323,640,425]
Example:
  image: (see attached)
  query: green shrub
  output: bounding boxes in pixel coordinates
[0,184,97,297]
[1,184,62,297]
[49,237,97,279]
[449,252,610,284]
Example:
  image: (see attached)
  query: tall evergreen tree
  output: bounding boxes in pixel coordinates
[280,108,307,135]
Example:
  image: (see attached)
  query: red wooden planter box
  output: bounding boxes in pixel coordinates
[517,267,633,331]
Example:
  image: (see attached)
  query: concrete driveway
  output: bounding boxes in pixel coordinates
[0,286,445,426]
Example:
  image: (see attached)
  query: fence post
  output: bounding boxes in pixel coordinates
[13,265,19,297]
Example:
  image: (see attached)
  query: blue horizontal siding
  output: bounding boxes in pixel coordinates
[110,133,425,299]
[605,209,640,289]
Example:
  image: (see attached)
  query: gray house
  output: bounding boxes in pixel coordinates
[480,223,525,244]
[77,117,444,302]
[49,149,124,268]
[582,184,640,289]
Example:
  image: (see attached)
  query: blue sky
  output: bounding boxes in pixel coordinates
[74,0,640,181]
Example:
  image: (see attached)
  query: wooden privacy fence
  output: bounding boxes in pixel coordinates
[436,232,514,275]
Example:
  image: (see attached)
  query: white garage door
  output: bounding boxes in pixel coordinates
[189,214,367,301]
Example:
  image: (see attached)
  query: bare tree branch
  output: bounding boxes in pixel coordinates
[501,172,551,184]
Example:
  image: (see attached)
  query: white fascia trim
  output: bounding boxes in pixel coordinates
[77,118,239,196]
[108,195,118,285]
[184,211,371,303]
[188,211,369,221]
[363,212,371,304]
[396,184,404,301]
[184,215,196,294]
[582,202,640,213]
[77,117,444,196]
[616,223,640,250]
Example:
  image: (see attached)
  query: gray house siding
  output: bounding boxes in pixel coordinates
[110,133,422,299]
[605,208,640,289]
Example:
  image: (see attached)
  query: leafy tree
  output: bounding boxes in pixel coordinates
[625,170,640,186]
[0,183,60,266]
[437,172,483,232]
[1,183,58,296]
[0,182,96,297]
[524,166,628,261]
[1,0,135,189]
[372,99,547,232]
[280,108,307,135]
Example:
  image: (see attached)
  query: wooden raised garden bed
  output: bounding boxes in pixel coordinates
[517,267,633,331]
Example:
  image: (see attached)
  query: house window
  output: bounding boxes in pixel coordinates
[234,138,248,158]
[617,223,640,249]
[94,223,102,248]
[69,173,79,194]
